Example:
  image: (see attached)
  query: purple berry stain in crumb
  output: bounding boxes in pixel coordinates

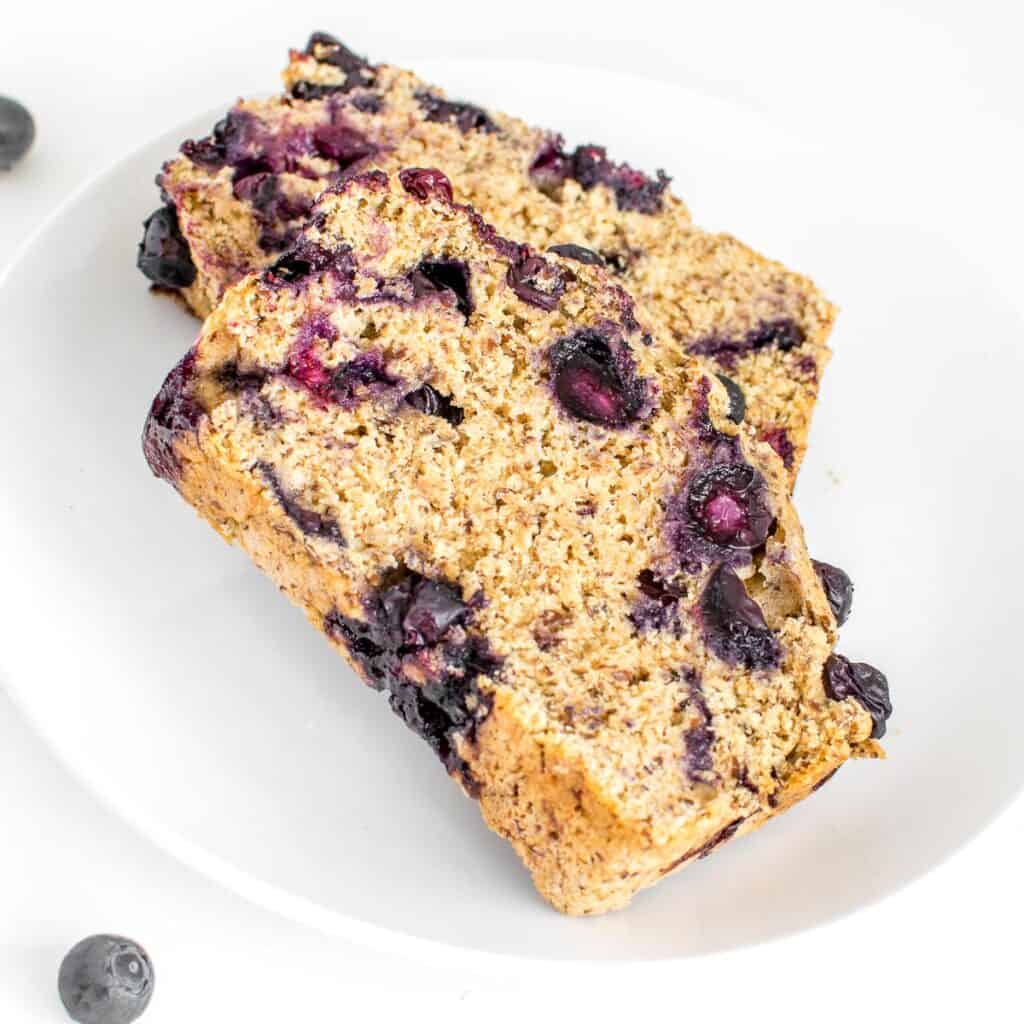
[688,317,806,370]
[324,569,501,792]
[760,426,795,469]
[255,463,346,546]
[59,934,154,1024]
[411,259,473,318]
[399,167,454,204]
[548,329,648,428]
[415,91,497,134]
[812,560,854,627]
[680,669,715,781]
[823,654,892,738]
[630,570,685,633]
[285,313,339,401]
[699,566,780,671]
[507,250,567,310]
[547,243,604,267]
[137,206,196,289]
[142,349,203,484]
[797,354,819,378]
[405,384,465,426]
[529,137,669,214]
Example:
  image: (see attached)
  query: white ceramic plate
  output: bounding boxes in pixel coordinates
[2,59,1022,965]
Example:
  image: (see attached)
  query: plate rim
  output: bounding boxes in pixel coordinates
[2,56,1020,968]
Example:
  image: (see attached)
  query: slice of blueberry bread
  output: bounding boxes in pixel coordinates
[143,170,888,915]
[141,32,835,485]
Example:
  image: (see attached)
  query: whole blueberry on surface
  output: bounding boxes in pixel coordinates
[812,559,855,626]
[58,935,153,1024]
[0,96,35,170]
[823,654,892,738]
[137,206,196,289]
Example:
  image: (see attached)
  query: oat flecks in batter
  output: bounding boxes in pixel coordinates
[143,171,886,915]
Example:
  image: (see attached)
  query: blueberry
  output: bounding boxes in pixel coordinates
[142,350,203,483]
[180,116,228,166]
[549,330,646,427]
[399,167,454,204]
[290,81,345,101]
[570,145,669,214]
[669,449,776,574]
[311,122,374,166]
[507,252,566,310]
[58,935,153,1024]
[681,669,714,779]
[812,560,854,627]
[405,384,464,425]
[637,569,685,606]
[529,139,668,212]
[256,462,346,545]
[746,318,804,352]
[714,373,746,424]
[265,241,355,287]
[699,566,780,670]
[415,91,496,134]
[232,169,276,208]
[331,351,399,405]
[547,243,604,266]
[402,578,469,645]
[529,137,574,193]
[351,94,383,113]
[601,251,631,274]
[630,570,686,633]
[305,32,371,74]
[323,570,501,791]
[136,206,196,289]
[411,260,472,318]
[687,463,772,549]
[823,654,892,738]
[0,96,35,170]
[689,317,805,369]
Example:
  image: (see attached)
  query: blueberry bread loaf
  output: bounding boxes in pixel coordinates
[143,170,889,915]
[140,32,835,484]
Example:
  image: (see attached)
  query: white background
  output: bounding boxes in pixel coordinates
[2,1,1022,1019]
